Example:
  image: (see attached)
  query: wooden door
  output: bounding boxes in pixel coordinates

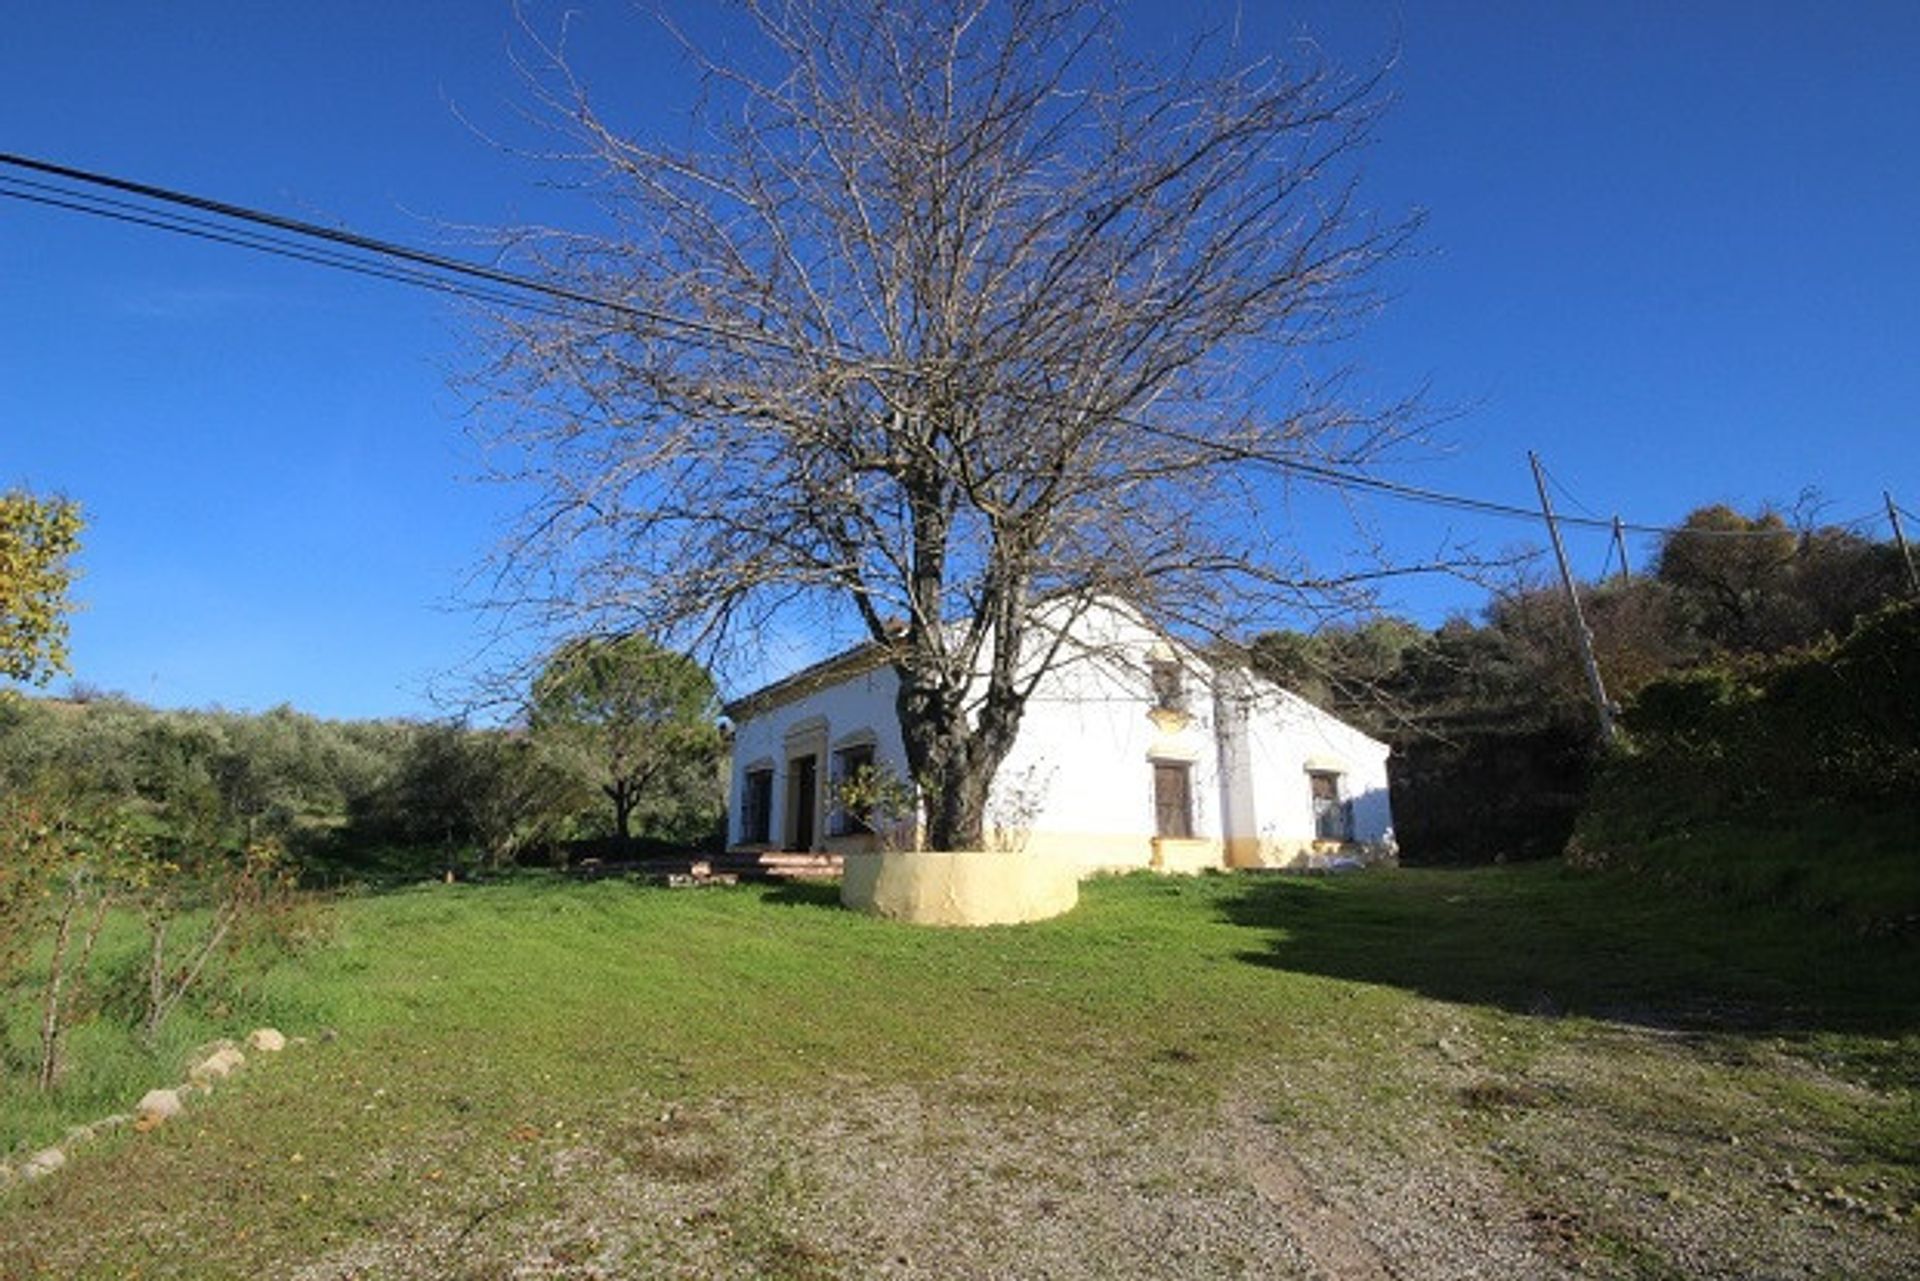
[1153,762,1193,838]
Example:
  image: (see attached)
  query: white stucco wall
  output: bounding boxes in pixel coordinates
[727,598,1394,870]
[728,663,906,850]
[1217,671,1394,867]
[984,603,1223,872]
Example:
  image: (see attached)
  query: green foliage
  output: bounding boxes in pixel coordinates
[0,783,136,994]
[1251,610,1605,864]
[1576,602,1920,877]
[136,836,299,1043]
[0,490,83,687]
[0,696,636,881]
[831,761,917,850]
[1246,616,1426,723]
[1250,508,1911,865]
[1654,505,1907,655]
[0,777,303,1093]
[344,723,590,871]
[530,634,724,846]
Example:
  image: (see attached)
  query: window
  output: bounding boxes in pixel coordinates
[741,767,774,844]
[1152,761,1194,838]
[1309,771,1352,842]
[1149,658,1188,713]
[831,742,877,836]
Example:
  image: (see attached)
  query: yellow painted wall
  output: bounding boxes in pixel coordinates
[840,850,1080,926]
[1223,836,1399,870]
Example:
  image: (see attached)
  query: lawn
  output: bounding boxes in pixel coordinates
[1,862,1915,1278]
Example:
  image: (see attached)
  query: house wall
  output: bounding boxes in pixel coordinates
[727,598,1394,872]
[1218,674,1395,869]
[984,605,1225,873]
[728,664,907,853]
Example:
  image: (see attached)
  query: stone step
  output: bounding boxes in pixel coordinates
[711,851,845,880]
[569,851,845,883]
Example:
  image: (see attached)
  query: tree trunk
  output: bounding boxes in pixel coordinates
[895,671,1023,851]
[923,758,995,851]
[607,783,634,844]
[144,917,168,1043]
[37,883,79,1091]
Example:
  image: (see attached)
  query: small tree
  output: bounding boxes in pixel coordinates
[0,783,134,1090]
[529,635,722,845]
[135,835,289,1044]
[1,490,83,689]
[832,762,918,852]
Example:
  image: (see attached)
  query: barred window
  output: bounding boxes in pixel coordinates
[1149,659,1187,713]
[741,767,774,844]
[1309,771,1352,842]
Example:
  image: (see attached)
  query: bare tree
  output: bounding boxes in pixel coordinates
[475,0,1420,849]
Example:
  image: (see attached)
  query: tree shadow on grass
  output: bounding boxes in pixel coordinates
[1217,865,1920,1041]
[758,880,843,910]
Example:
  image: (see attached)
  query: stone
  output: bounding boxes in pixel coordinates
[62,1114,125,1146]
[189,1046,247,1084]
[135,1087,185,1128]
[246,1027,288,1053]
[22,1148,66,1180]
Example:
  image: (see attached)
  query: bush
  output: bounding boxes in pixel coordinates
[1573,602,1920,867]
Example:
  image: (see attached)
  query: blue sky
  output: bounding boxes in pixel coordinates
[3,2,1916,718]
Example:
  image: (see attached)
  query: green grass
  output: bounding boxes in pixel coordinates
[2,862,1915,1277]
[0,901,331,1154]
[1588,804,1920,936]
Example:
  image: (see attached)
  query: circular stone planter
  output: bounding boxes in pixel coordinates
[841,850,1079,926]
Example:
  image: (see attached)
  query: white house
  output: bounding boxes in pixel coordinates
[724,598,1395,874]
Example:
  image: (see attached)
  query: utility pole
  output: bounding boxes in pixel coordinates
[1888,491,1920,600]
[1530,452,1616,743]
[1610,515,1632,584]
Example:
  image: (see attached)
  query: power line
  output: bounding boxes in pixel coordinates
[0,150,811,359]
[0,179,577,323]
[0,149,1891,547]
[1539,457,1602,520]
[1127,419,1876,539]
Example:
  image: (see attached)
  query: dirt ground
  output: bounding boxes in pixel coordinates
[270,1033,1915,1280]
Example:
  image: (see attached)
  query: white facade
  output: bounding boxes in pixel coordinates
[726,599,1394,873]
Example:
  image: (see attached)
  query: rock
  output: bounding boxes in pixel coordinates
[62,1114,126,1146]
[246,1027,288,1053]
[136,1087,185,1129]
[189,1046,247,1085]
[22,1148,66,1180]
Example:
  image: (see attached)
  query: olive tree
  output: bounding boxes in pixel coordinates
[479,0,1418,849]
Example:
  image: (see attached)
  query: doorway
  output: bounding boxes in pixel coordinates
[786,753,818,850]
